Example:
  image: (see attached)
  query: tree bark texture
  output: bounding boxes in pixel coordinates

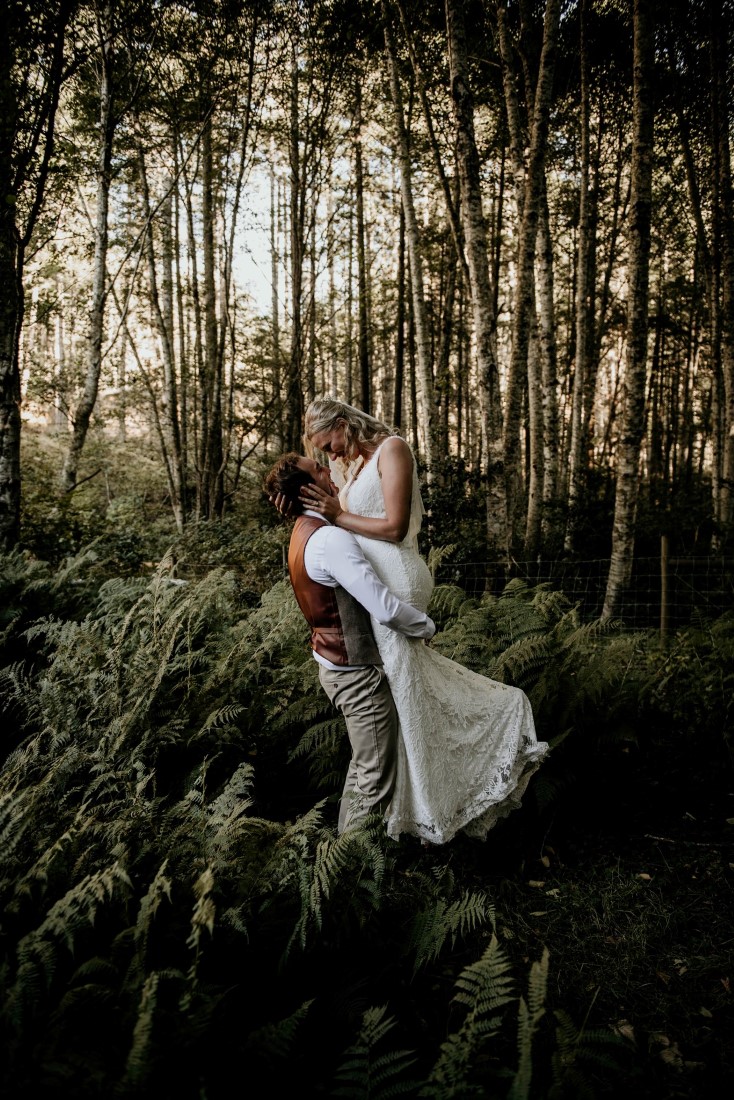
[0,25,21,548]
[354,81,371,415]
[564,0,592,552]
[603,0,655,619]
[383,4,434,473]
[534,181,561,552]
[138,147,185,530]
[446,0,505,549]
[711,2,734,539]
[1,0,73,546]
[197,102,225,520]
[500,0,562,554]
[61,2,115,495]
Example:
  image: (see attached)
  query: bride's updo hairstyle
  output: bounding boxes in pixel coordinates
[304,396,396,466]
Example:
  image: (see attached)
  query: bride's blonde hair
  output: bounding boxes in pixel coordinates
[304,397,396,465]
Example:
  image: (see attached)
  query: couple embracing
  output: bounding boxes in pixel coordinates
[264,397,548,846]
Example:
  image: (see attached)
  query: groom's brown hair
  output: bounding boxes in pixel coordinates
[263,453,314,516]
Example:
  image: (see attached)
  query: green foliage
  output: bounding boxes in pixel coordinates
[420,935,518,1098]
[332,1005,419,1098]
[548,1009,630,1099]
[1,559,727,1095]
[407,884,495,976]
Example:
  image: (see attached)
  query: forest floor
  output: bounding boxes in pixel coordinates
[408,737,734,1098]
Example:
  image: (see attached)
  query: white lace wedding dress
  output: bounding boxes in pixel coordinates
[340,441,549,844]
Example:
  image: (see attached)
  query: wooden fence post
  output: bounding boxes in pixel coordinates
[660,533,669,641]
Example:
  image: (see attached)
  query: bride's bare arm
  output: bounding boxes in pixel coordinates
[301,436,413,543]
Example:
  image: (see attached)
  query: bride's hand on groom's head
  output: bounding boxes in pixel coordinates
[300,484,342,522]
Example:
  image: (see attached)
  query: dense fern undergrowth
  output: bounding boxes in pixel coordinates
[1,545,733,1098]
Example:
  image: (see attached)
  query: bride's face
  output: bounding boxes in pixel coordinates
[309,419,350,461]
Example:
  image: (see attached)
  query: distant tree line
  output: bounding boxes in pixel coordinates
[1,0,733,613]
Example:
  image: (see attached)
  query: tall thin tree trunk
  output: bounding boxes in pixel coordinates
[137,148,185,530]
[603,0,655,618]
[327,187,338,394]
[0,0,71,547]
[501,0,562,554]
[61,1,115,494]
[383,4,434,471]
[173,137,188,477]
[286,47,304,449]
[711,1,734,540]
[270,157,283,448]
[346,197,354,403]
[198,100,224,519]
[446,0,505,549]
[534,181,560,553]
[393,200,406,427]
[354,81,371,415]
[565,0,592,551]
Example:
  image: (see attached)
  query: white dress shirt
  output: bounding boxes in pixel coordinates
[301,509,435,670]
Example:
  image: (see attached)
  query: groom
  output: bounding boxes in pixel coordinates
[264,452,435,833]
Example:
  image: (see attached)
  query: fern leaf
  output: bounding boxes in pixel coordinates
[332,1005,418,1099]
[409,891,494,975]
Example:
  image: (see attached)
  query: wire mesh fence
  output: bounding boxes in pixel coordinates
[433,553,734,633]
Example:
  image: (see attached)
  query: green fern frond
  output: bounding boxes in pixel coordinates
[489,632,558,687]
[8,862,132,1026]
[332,1004,418,1099]
[427,583,466,624]
[0,791,31,868]
[133,861,173,961]
[509,947,549,1100]
[452,934,515,1017]
[422,936,515,1097]
[288,715,345,756]
[207,761,254,824]
[122,970,161,1087]
[427,544,458,575]
[550,1008,629,1096]
[501,577,532,599]
[244,999,314,1065]
[409,892,495,976]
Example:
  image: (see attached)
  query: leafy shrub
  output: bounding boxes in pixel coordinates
[8,565,724,1096]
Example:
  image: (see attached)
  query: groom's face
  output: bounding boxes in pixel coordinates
[296,457,335,495]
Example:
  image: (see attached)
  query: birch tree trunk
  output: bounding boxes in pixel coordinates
[382,4,434,472]
[445,0,505,548]
[711,3,734,540]
[393,200,406,427]
[501,0,561,554]
[0,27,21,548]
[603,0,655,619]
[197,100,225,520]
[270,159,283,449]
[61,0,115,494]
[534,181,560,553]
[137,148,185,530]
[564,0,592,552]
[286,45,304,449]
[354,81,371,414]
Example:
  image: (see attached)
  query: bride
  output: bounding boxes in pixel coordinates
[299,396,549,845]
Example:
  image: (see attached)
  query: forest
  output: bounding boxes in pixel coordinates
[1,0,733,1096]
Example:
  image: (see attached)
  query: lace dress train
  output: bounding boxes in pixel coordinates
[342,443,549,844]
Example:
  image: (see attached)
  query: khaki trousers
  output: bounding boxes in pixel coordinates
[318,663,398,833]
